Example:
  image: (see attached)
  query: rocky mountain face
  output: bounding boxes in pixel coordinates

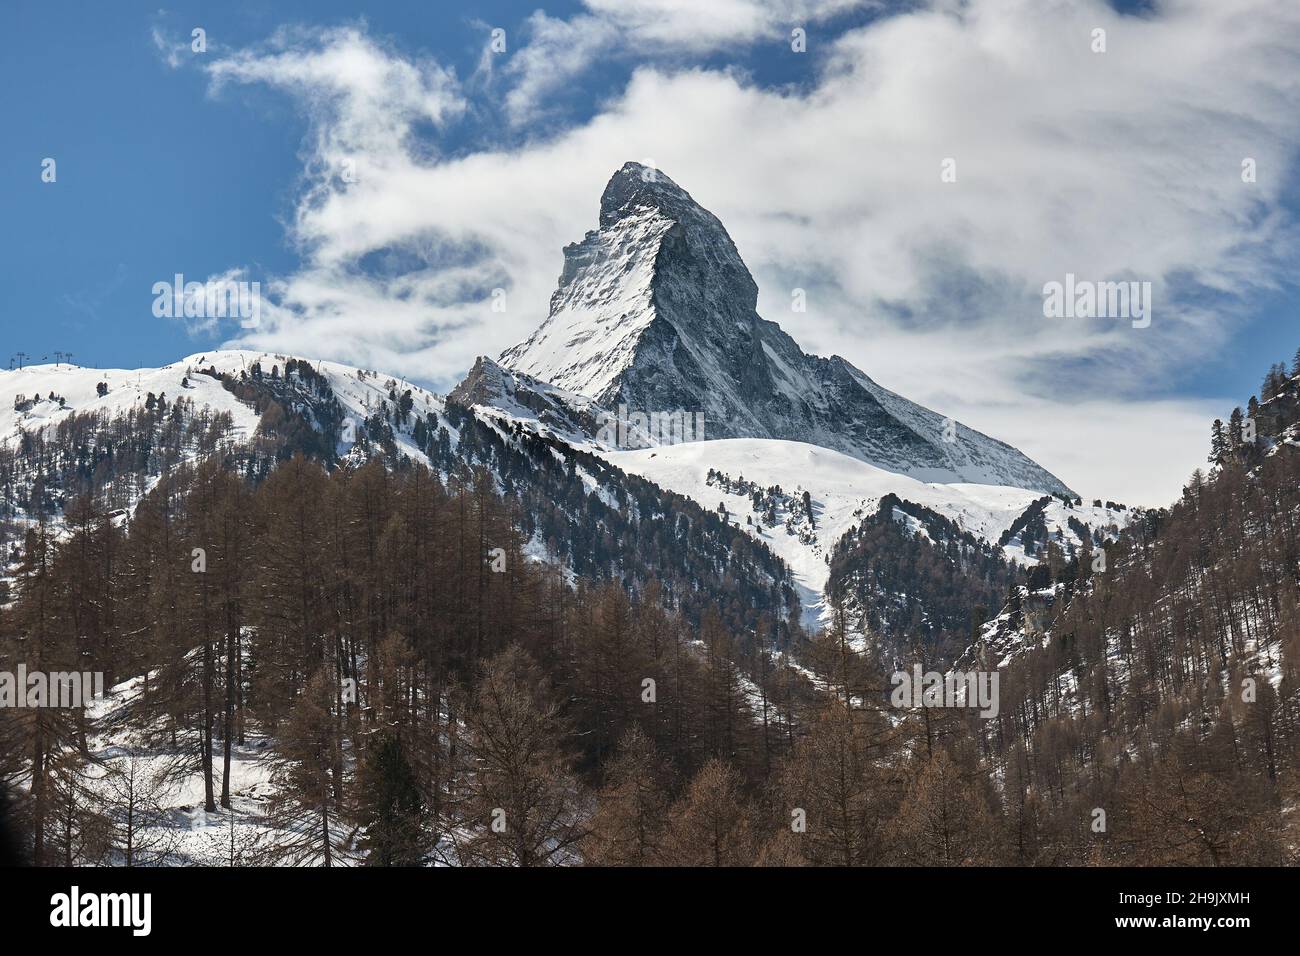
[449,356,606,447]
[496,162,1074,496]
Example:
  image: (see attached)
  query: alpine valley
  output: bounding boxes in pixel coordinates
[3,164,1298,867]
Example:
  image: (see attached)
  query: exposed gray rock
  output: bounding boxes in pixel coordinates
[496,161,1074,496]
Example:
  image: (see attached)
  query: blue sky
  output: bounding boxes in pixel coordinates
[2,0,555,370]
[4,0,1300,503]
[2,0,870,371]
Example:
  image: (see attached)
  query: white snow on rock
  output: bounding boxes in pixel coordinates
[1,350,451,465]
[602,437,1126,626]
[496,162,1076,496]
[1,358,261,447]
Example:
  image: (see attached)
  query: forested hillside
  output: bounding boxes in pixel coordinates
[2,352,1299,866]
[946,354,1300,864]
[0,453,822,865]
[2,357,799,638]
[826,493,1023,662]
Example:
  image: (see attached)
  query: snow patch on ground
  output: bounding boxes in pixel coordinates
[602,438,1127,628]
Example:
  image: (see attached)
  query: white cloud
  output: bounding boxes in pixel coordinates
[150,26,187,69]
[499,13,620,125]
[197,0,1300,503]
[499,0,878,124]
[207,25,464,198]
[952,397,1226,508]
[583,0,873,48]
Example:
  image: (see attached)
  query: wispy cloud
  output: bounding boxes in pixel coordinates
[150,25,188,70]
[496,1,880,124]
[189,0,1300,503]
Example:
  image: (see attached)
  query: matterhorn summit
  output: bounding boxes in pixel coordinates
[495,162,1073,496]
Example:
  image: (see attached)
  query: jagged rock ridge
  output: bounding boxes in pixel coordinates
[498,162,1074,496]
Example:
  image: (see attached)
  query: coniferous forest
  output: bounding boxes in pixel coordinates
[2,349,1299,867]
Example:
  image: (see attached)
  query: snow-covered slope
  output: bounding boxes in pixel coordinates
[500,199,676,402]
[449,356,606,449]
[2,358,262,446]
[1,350,447,465]
[498,162,1074,496]
[602,437,1125,625]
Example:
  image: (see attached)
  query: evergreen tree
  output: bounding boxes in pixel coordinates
[357,734,427,866]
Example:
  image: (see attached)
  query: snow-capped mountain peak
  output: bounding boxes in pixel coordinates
[495,162,1074,496]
